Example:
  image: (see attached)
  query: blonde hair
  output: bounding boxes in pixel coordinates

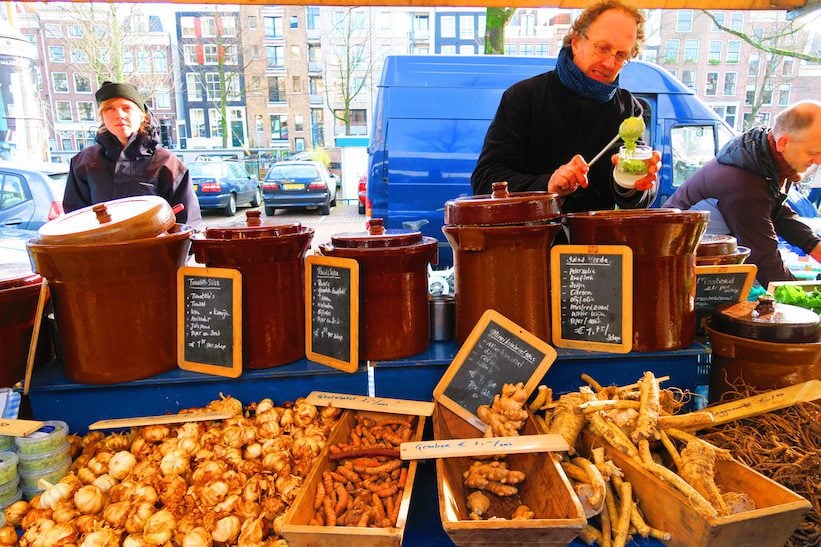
[563,0,646,59]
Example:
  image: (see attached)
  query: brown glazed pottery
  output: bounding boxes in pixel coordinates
[192,210,314,368]
[0,263,45,388]
[565,208,709,352]
[319,218,438,360]
[696,234,751,266]
[706,297,821,401]
[443,182,563,344]
[28,197,192,385]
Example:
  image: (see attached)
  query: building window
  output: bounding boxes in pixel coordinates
[308,44,320,63]
[248,16,257,29]
[186,73,203,101]
[708,41,722,64]
[265,16,283,38]
[459,44,475,55]
[723,72,737,95]
[55,101,72,121]
[459,15,474,39]
[295,137,305,152]
[67,24,83,38]
[676,10,693,32]
[726,41,740,63]
[183,46,197,65]
[203,45,218,65]
[223,45,238,65]
[45,23,62,38]
[294,114,304,132]
[153,50,168,73]
[745,85,755,106]
[58,131,72,151]
[71,49,89,64]
[710,12,725,31]
[680,70,695,90]
[136,51,151,73]
[729,13,743,31]
[270,114,288,140]
[761,84,773,106]
[441,15,455,38]
[122,52,133,73]
[521,44,533,56]
[292,76,302,93]
[683,39,699,63]
[290,16,299,29]
[180,17,196,38]
[536,44,549,57]
[74,74,92,93]
[782,58,794,76]
[307,7,319,30]
[504,44,516,55]
[291,45,301,58]
[748,54,759,76]
[778,84,790,107]
[268,76,286,102]
[333,108,366,135]
[758,112,771,126]
[663,39,679,63]
[208,108,222,137]
[48,46,65,63]
[205,73,223,100]
[77,101,95,121]
[266,46,285,68]
[220,16,236,37]
[52,73,69,93]
[309,76,322,95]
[156,87,170,109]
[724,105,737,128]
[441,45,456,54]
[705,72,718,96]
[201,17,216,38]
[149,15,162,32]
[190,109,205,138]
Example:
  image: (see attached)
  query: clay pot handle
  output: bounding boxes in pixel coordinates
[368,218,386,235]
[246,210,262,227]
[93,204,112,224]
[491,181,510,199]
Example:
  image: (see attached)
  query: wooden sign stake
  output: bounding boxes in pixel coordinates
[23,280,50,395]
[89,410,234,430]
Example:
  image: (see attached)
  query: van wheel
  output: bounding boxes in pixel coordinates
[224,194,237,217]
[265,206,276,216]
[319,203,331,215]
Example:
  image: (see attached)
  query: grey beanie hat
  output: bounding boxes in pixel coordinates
[95,81,146,112]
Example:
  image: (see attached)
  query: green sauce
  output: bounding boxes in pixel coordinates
[619,117,645,154]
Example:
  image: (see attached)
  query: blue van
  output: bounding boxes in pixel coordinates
[367,55,735,264]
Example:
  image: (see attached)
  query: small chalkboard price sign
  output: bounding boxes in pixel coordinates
[550,245,633,353]
[433,309,556,431]
[305,255,359,373]
[177,266,242,378]
[695,264,757,313]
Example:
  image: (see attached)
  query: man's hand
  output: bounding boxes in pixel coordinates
[548,154,589,196]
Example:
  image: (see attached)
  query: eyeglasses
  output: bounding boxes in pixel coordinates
[582,33,632,66]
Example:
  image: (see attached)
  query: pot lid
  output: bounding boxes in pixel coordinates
[444,182,562,226]
[697,234,738,257]
[711,295,821,343]
[37,196,175,245]
[566,208,709,224]
[330,218,424,248]
[203,210,304,239]
[0,262,41,290]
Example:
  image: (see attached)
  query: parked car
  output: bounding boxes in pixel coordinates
[189,159,261,217]
[358,175,367,214]
[0,161,68,230]
[262,160,337,216]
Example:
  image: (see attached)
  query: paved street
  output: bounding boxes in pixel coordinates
[200,201,367,253]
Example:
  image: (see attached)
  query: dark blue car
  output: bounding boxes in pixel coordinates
[189,160,262,217]
[0,161,68,230]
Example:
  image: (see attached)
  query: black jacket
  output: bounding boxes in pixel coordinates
[471,69,656,212]
[63,128,201,226]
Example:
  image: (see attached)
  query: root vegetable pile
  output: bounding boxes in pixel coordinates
[701,381,821,547]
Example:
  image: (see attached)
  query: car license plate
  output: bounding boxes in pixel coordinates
[284,183,302,190]
[193,184,198,192]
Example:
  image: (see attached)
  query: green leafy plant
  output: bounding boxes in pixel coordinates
[773,285,821,314]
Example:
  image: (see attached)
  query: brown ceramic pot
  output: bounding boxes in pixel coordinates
[696,234,751,266]
[443,182,562,344]
[319,218,438,360]
[566,208,709,352]
[192,210,314,368]
[28,223,192,385]
[0,264,45,388]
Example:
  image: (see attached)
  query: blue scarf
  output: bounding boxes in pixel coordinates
[556,46,618,104]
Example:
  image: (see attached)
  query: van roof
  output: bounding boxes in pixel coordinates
[379,55,694,96]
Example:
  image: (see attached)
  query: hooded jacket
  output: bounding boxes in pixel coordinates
[63,121,201,227]
[664,127,819,287]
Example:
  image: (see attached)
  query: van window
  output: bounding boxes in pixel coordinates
[670,125,717,188]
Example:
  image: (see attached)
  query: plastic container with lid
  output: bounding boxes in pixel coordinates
[0,436,13,452]
[192,210,314,368]
[0,262,48,388]
[0,452,18,485]
[706,295,821,401]
[14,420,69,455]
[18,457,71,489]
[443,182,563,344]
[27,197,193,384]
[696,234,751,266]
[566,208,709,352]
[0,487,21,508]
[0,475,20,505]
[319,218,438,360]
[17,442,69,473]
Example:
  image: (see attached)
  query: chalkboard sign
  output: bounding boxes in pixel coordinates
[177,266,242,378]
[305,255,359,373]
[433,309,556,431]
[550,245,633,353]
[695,264,757,312]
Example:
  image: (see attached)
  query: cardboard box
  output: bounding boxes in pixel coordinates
[281,410,424,547]
[433,403,586,546]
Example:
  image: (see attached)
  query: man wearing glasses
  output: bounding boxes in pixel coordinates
[471,0,660,213]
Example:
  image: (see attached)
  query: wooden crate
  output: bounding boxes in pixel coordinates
[281,410,425,547]
[587,438,811,547]
[434,403,586,547]
[767,279,821,295]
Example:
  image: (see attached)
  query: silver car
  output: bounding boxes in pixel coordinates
[262,160,338,216]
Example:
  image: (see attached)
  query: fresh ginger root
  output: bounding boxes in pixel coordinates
[466,490,491,520]
[463,461,525,496]
[511,505,534,520]
[477,382,529,438]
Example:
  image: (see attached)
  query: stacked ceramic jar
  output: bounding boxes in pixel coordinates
[14,420,70,500]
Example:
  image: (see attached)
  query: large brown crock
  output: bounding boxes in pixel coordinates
[0,263,45,388]
[192,210,314,369]
[706,297,821,401]
[443,182,562,344]
[565,208,709,352]
[27,197,192,385]
[696,234,751,266]
[319,218,438,360]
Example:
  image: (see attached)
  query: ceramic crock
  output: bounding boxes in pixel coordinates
[192,210,314,368]
[319,218,438,360]
[696,234,751,266]
[443,182,562,344]
[0,263,46,388]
